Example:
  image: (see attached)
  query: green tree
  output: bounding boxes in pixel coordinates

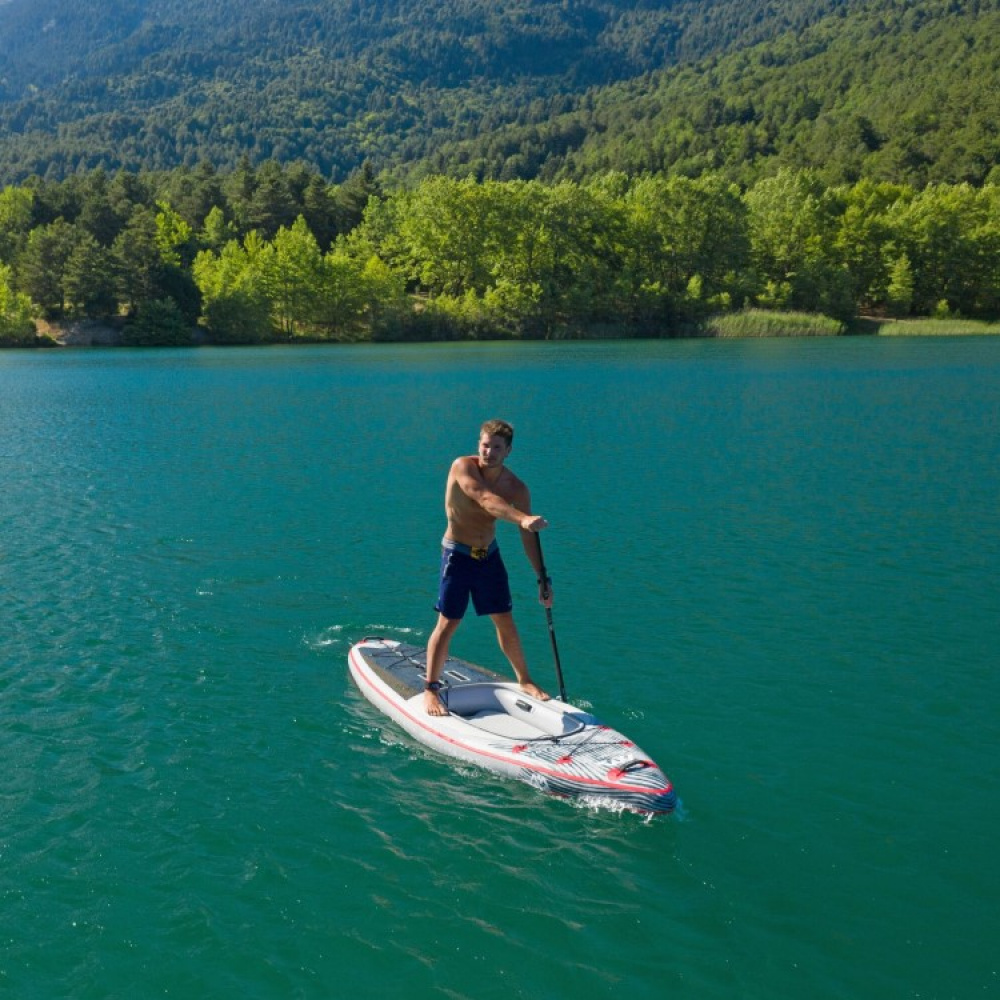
[199,205,238,253]
[107,170,154,225]
[345,193,409,280]
[158,160,224,232]
[63,233,118,317]
[16,218,78,317]
[885,183,999,316]
[333,161,381,236]
[155,201,196,267]
[112,207,163,312]
[312,245,371,339]
[223,155,257,236]
[0,185,34,263]
[745,168,855,320]
[359,253,409,340]
[113,205,200,320]
[619,173,751,326]
[259,216,327,337]
[76,168,130,246]
[302,175,338,250]
[248,161,298,239]
[121,297,193,346]
[193,237,273,343]
[833,179,913,311]
[396,176,498,296]
[0,263,36,345]
[492,179,622,334]
[885,253,914,317]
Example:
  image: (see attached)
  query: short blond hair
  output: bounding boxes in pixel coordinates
[480,419,513,446]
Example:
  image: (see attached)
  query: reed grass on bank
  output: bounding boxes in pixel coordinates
[866,317,1000,336]
[703,310,846,338]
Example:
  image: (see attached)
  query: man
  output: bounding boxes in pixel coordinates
[424,419,552,716]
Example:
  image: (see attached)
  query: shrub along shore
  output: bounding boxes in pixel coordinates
[2,164,999,347]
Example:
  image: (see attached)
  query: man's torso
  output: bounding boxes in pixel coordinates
[444,456,523,547]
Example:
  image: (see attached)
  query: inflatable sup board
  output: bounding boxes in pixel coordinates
[348,637,676,814]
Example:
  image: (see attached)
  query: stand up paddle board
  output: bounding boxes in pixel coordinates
[348,637,676,815]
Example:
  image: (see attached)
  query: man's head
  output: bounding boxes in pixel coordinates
[480,419,514,448]
[478,419,514,469]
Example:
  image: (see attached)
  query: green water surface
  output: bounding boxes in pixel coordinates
[2,338,997,999]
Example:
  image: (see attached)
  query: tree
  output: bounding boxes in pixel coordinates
[16,218,78,317]
[885,253,914,317]
[121,297,193,346]
[395,176,498,296]
[833,179,913,311]
[199,205,238,253]
[618,173,751,326]
[312,245,371,339]
[0,185,34,263]
[745,168,855,320]
[359,253,409,340]
[333,161,381,236]
[63,233,118,317]
[113,207,162,312]
[155,200,196,267]
[0,263,36,345]
[248,161,298,239]
[485,180,618,334]
[193,237,273,343]
[259,216,327,336]
[302,175,338,250]
[76,168,130,246]
[223,154,257,236]
[107,170,153,225]
[112,204,199,319]
[885,183,1000,316]
[158,160,224,231]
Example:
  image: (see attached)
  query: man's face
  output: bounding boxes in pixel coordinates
[478,433,511,468]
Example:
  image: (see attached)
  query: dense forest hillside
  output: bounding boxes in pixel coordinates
[4,0,985,186]
[423,0,1000,188]
[2,0,999,348]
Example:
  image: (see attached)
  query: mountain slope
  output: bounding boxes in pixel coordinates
[412,0,1000,187]
[0,0,996,187]
[0,0,864,183]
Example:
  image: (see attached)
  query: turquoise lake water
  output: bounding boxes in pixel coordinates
[2,338,998,999]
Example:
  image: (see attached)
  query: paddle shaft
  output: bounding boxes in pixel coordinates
[536,535,567,702]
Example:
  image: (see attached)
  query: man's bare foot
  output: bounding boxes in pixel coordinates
[519,680,550,701]
[424,689,449,716]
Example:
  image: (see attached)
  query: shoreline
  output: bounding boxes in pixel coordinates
[8,313,1000,349]
[34,319,125,347]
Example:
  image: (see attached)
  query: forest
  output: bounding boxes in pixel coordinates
[1,0,998,345]
[2,161,997,346]
[414,0,1000,190]
[0,0,996,189]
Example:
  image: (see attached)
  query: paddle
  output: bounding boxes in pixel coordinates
[536,535,567,702]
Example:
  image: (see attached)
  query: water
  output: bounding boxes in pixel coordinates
[1,338,997,999]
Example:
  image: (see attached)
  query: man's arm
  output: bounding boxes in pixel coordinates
[513,486,554,608]
[453,458,547,533]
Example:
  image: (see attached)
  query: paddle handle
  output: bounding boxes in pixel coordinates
[536,536,567,703]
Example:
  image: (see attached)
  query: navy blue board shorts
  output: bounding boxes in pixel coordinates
[435,539,513,620]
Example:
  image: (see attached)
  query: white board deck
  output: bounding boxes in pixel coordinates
[348,637,676,815]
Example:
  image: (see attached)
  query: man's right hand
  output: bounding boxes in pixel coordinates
[520,514,548,532]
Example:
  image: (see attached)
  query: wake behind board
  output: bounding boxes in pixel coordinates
[348,637,676,815]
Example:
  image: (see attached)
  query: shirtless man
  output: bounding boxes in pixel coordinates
[424,419,552,716]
